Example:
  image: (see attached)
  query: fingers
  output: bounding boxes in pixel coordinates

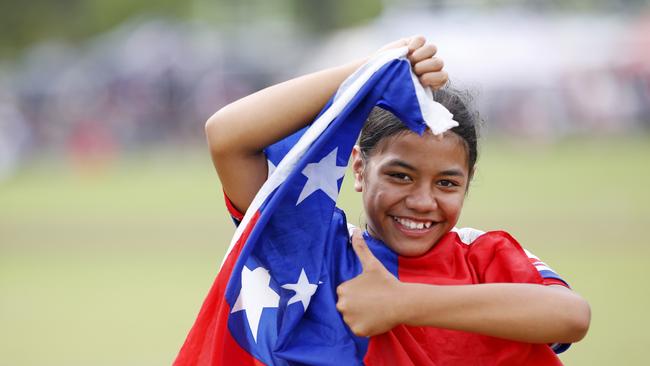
[413,56,447,89]
[406,35,426,55]
[413,57,444,75]
[379,35,448,90]
[351,231,382,272]
[409,43,437,64]
[420,70,449,89]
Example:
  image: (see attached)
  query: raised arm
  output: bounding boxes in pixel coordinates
[336,233,591,343]
[205,37,447,214]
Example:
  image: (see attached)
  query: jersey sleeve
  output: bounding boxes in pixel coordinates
[523,248,570,288]
[522,248,572,354]
[223,191,244,226]
[222,159,276,226]
[467,231,570,288]
[467,231,542,284]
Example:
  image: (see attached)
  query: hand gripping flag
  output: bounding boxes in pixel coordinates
[174,47,457,366]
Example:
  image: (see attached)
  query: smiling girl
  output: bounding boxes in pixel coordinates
[204,36,590,365]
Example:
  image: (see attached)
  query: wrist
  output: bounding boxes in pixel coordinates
[398,282,439,327]
[387,281,417,327]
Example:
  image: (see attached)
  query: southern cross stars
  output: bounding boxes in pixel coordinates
[231,266,280,342]
[281,268,319,311]
[297,147,347,205]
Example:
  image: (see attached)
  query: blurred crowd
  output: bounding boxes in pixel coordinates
[1,9,649,179]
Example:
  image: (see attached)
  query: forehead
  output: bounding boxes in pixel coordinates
[370,131,469,172]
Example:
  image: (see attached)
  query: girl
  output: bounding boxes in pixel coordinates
[203,36,590,365]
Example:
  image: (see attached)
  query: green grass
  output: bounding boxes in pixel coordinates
[1,137,649,365]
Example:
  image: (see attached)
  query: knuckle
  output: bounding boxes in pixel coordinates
[336,300,345,312]
[352,325,368,337]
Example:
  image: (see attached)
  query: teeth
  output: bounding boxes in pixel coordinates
[393,216,433,230]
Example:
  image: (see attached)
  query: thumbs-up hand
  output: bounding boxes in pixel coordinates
[336,231,405,337]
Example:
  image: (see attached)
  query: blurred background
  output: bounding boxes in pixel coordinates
[1,0,649,365]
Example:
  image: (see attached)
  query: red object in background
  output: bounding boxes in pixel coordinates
[67,119,116,176]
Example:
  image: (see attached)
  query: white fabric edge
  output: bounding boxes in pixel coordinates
[450,227,486,245]
[408,68,458,134]
[346,223,357,239]
[523,248,540,260]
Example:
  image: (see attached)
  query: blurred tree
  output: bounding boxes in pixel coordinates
[190,0,382,34]
[291,0,382,33]
[0,0,190,58]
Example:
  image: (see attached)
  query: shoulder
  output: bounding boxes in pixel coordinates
[332,207,351,232]
[452,227,570,288]
[450,227,521,248]
[451,227,533,263]
[450,227,487,245]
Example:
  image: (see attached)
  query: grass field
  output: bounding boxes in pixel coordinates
[1,137,649,365]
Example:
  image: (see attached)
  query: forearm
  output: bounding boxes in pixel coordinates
[398,282,591,343]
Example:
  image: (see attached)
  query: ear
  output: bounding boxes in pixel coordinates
[351,145,364,192]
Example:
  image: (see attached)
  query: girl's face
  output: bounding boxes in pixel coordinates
[352,130,470,257]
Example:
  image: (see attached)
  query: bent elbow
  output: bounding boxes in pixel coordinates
[561,298,591,343]
[204,108,231,157]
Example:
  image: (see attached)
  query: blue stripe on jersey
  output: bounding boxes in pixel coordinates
[550,342,571,354]
[537,269,570,287]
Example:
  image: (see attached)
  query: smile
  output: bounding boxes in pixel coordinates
[391,216,434,230]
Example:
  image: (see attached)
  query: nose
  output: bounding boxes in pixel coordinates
[404,184,438,213]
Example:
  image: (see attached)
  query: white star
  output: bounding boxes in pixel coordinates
[231,266,280,342]
[281,268,319,311]
[296,148,347,205]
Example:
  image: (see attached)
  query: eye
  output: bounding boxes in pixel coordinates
[388,172,412,182]
[437,179,459,188]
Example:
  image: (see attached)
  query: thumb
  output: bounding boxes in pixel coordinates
[351,230,384,272]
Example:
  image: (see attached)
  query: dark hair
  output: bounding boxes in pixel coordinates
[359,87,479,179]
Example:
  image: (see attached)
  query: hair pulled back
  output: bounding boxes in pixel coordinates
[359,88,480,178]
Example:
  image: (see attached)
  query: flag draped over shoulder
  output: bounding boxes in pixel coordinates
[174,47,457,366]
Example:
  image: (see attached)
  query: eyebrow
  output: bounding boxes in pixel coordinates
[439,169,466,177]
[384,159,417,171]
[384,159,466,177]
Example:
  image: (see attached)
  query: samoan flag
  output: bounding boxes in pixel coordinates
[174,47,458,366]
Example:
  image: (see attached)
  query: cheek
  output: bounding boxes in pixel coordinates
[367,183,398,207]
[438,193,465,220]
[363,183,394,217]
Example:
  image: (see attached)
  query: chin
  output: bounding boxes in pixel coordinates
[387,238,437,257]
